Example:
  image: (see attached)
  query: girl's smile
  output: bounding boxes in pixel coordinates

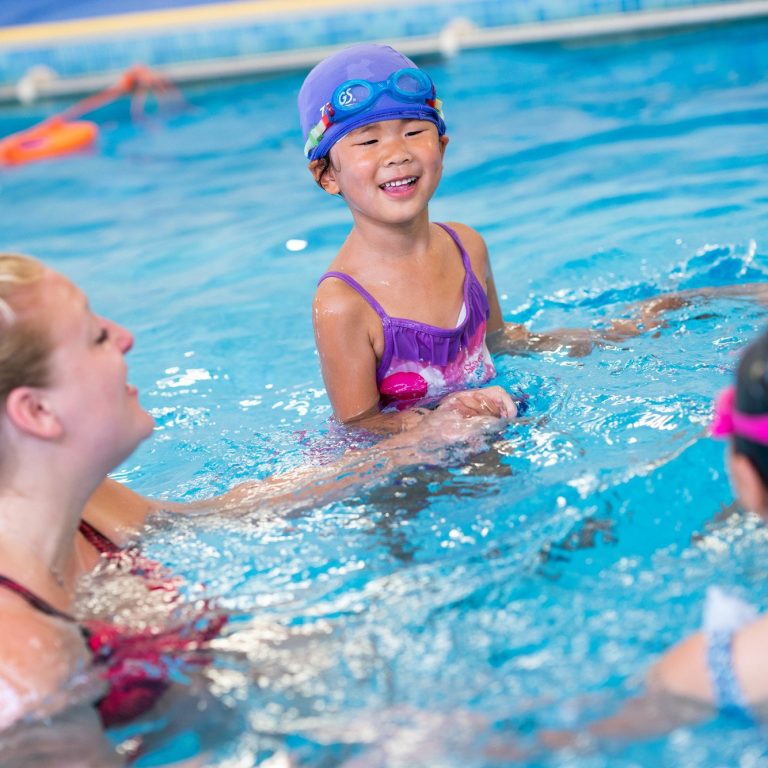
[379,175,419,197]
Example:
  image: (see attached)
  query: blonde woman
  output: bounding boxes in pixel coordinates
[0,253,511,744]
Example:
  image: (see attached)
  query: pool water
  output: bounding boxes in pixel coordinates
[2,18,768,768]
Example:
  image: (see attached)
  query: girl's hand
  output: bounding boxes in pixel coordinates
[436,386,517,419]
[383,388,514,462]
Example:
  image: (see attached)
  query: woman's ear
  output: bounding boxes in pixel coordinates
[728,449,768,521]
[4,387,63,440]
[439,134,449,158]
[308,158,341,196]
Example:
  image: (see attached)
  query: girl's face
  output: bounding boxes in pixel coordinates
[321,118,448,226]
[39,269,155,473]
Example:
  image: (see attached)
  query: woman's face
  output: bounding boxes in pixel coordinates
[39,269,155,473]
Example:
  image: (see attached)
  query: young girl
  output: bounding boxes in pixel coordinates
[298,45,665,431]
[299,43,516,432]
[643,331,768,725]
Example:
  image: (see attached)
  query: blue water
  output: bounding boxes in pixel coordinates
[2,19,768,767]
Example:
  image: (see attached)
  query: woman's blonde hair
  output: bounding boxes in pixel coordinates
[0,254,51,402]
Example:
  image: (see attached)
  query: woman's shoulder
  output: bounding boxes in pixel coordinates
[83,478,155,547]
[0,605,88,727]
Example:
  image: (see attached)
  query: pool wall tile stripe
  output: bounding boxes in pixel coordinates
[0,0,766,98]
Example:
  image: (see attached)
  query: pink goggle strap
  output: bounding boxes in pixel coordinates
[711,386,768,444]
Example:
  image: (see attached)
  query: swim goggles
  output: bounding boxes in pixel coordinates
[711,386,768,444]
[304,67,444,158]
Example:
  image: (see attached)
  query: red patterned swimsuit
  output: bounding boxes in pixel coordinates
[0,520,225,726]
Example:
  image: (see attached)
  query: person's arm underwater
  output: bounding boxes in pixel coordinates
[84,394,514,542]
[486,279,768,358]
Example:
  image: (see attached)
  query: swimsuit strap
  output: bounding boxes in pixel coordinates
[0,574,76,622]
[317,223,472,321]
[79,519,120,554]
[433,222,473,275]
[317,271,389,321]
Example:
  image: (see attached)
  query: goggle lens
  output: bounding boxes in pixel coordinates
[392,69,429,97]
[335,81,374,111]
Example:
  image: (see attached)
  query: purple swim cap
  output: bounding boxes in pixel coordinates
[298,43,446,161]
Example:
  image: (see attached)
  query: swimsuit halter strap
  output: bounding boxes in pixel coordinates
[317,271,389,320]
[434,222,472,273]
[0,574,76,622]
[79,519,120,554]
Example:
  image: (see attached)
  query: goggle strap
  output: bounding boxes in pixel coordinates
[304,112,332,157]
[429,96,444,120]
[712,385,768,444]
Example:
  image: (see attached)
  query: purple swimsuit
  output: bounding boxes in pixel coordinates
[318,223,496,407]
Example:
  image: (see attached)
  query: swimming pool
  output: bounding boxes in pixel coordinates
[1,18,768,767]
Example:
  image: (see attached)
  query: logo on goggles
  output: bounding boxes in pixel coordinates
[337,87,356,108]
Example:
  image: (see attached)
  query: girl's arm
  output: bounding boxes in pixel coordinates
[649,613,768,712]
[480,246,644,357]
[541,614,768,751]
[444,223,571,354]
[313,278,427,433]
[313,279,386,424]
[451,221,768,358]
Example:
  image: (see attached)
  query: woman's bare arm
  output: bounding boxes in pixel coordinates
[84,392,513,538]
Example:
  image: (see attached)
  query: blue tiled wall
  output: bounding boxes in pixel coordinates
[0,0,754,88]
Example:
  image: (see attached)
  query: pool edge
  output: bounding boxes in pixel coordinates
[1,1,767,105]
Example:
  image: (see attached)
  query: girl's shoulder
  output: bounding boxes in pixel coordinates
[313,271,384,337]
[440,220,484,241]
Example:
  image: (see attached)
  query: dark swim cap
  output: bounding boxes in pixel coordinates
[298,43,446,161]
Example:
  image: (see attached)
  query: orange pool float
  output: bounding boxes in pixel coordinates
[0,65,182,167]
[0,118,99,166]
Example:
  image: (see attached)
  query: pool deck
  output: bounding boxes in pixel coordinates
[0,0,767,103]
